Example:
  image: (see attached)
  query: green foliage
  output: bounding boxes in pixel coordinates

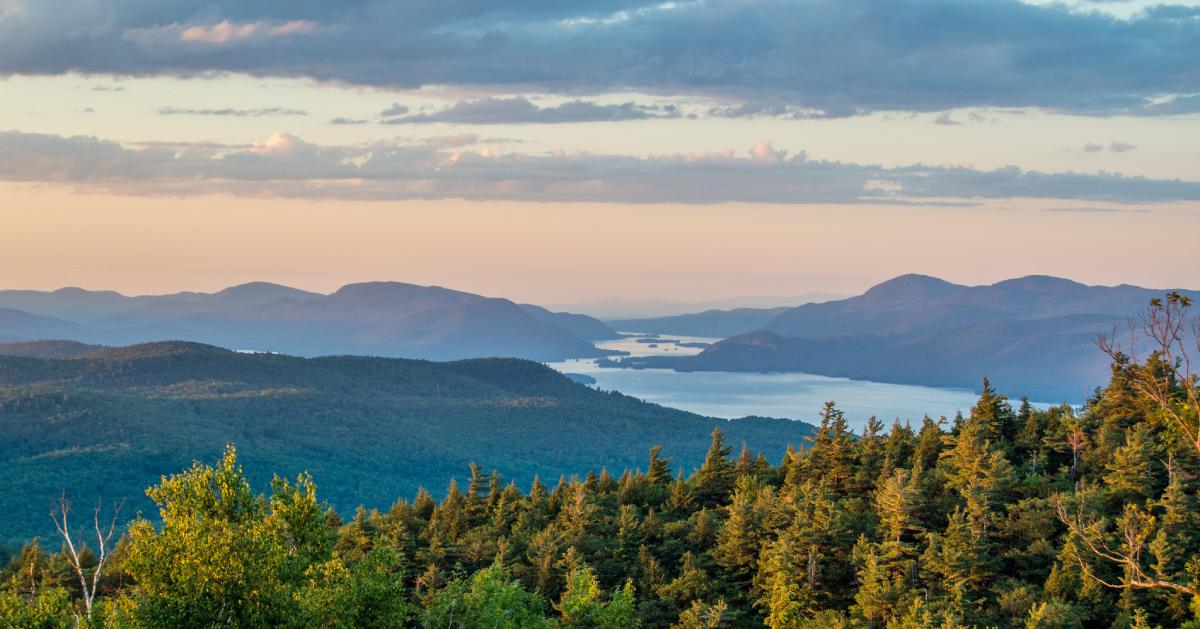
[296,546,415,628]
[123,445,336,627]
[422,561,556,629]
[0,344,816,547]
[557,566,639,629]
[0,585,74,628]
[3,343,1200,627]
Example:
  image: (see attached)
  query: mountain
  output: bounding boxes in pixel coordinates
[607,275,1199,402]
[191,282,603,360]
[0,283,323,325]
[0,340,103,358]
[0,341,816,545]
[0,307,93,342]
[0,287,141,323]
[763,274,1179,339]
[86,282,324,327]
[0,282,610,362]
[518,304,621,341]
[606,307,791,338]
[547,293,843,319]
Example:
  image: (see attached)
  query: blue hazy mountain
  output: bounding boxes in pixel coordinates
[606,307,792,338]
[0,282,611,362]
[518,304,621,341]
[607,274,1199,402]
[0,308,89,343]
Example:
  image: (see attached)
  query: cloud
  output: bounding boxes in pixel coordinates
[1,0,1196,116]
[381,97,681,124]
[1133,94,1200,116]
[380,103,409,117]
[329,117,369,125]
[748,142,788,166]
[934,113,962,126]
[0,130,1197,206]
[421,134,482,149]
[129,19,319,47]
[1143,5,1200,19]
[707,101,842,120]
[415,134,522,148]
[158,107,307,117]
[1045,206,1151,214]
[90,84,124,92]
[1083,141,1137,153]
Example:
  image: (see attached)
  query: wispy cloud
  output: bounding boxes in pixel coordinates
[418,134,522,149]
[0,130,1196,206]
[380,103,409,117]
[1082,141,1137,153]
[158,107,307,117]
[934,113,962,126]
[1044,207,1151,214]
[129,19,319,47]
[380,97,681,124]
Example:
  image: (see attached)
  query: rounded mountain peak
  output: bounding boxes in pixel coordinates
[861,274,963,303]
[989,275,1087,293]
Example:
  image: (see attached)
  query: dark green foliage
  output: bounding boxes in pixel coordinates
[4,347,1200,627]
[0,342,816,546]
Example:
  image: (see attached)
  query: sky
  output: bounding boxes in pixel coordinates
[0,0,1197,303]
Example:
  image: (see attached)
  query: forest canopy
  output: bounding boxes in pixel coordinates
[3,294,1200,628]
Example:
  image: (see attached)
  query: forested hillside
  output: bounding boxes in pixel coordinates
[0,341,815,547]
[3,294,1200,628]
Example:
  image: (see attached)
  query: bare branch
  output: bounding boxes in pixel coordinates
[50,492,124,618]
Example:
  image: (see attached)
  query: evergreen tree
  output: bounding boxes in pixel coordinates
[693,429,737,508]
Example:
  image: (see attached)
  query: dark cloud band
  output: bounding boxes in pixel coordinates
[1,0,1197,116]
[0,130,1196,205]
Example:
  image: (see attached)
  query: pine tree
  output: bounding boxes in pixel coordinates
[803,402,856,493]
[1105,424,1160,501]
[853,416,887,494]
[755,481,855,620]
[920,507,995,619]
[970,378,1017,446]
[715,477,777,588]
[648,446,674,487]
[671,599,729,629]
[851,535,919,627]
[693,429,737,507]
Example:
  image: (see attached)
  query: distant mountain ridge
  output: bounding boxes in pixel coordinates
[519,304,621,341]
[548,293,844,319]
[607,307,792,338]
[0,281,616,362]
[0,341,817,545]
[606,274,1200,402]
[761,274,1177,339]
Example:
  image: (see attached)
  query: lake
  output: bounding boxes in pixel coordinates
[549,333,995,433]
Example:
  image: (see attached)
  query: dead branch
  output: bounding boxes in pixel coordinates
[50,493,123,618]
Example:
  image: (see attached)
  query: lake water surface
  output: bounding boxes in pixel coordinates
[548,333,993,433]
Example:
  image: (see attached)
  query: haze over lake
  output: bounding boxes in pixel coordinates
[550,333,1007,433]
